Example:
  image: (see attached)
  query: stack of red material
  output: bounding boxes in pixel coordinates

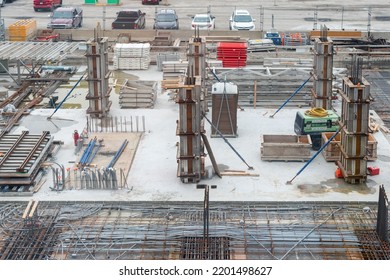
[217,42,247,68]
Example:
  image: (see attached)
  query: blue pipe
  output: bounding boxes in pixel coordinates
[83,138,97,164]
[270,75,312,118]
[79,139,93,164]
[287,126,343,184]
[80,137,97,165]
[107,139,128,168]
[48,72,86,119]
[87,142,101,165]
[203,114,253,170]
[209,67,221,82]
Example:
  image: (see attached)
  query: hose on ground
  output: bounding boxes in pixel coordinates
[304,107,328,117]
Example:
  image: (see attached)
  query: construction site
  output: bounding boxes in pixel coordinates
[1,0,390,261]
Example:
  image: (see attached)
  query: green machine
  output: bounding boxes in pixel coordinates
[294,110,339,135]
[294,109,339,150]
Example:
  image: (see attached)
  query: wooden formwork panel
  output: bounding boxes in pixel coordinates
[211,93,238,137]
[322,132,377,161]
[261,134,312,161]
[309,30,362,39]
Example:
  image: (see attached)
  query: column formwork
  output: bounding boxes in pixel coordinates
[337,75,370,184]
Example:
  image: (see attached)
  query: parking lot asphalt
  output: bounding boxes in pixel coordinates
[1,0,390,32]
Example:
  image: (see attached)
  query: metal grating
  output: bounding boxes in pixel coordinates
[179,236,230,260]
[0,41,82,61]
[355,229,390,260]
[0,131,53,187]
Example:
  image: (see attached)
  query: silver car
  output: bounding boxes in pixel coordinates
[154,9,179,30]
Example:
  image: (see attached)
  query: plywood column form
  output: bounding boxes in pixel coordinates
[187,37,207,114]
[311,31,334,109]
[176,77,205,183]
[85,37,112,118]
[175,36,207,183]
[337,61,371,184]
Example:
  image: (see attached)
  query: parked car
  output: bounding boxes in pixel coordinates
[142,0,160,4]
[154,9,179,30]
[33,0,62,12]
[47,7,83,29]
[191,14,215,30]
[229,9,255,31]
[112,9,146,29]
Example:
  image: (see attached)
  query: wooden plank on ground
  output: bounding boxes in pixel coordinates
[22,200,33,219]
[220,171,259,177]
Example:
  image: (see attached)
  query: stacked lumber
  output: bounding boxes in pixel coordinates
[119,80,157,108]
[162,60,188,80]
[207,60,223,68]
[8,19,37,41]
[160,60,188,89]
[157,52,181,71]
[113,43,151,70]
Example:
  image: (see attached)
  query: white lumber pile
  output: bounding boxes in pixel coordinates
[113,43,151,70]
[157,52,181,71]
[119,80,157,108]
[162,60,188,80]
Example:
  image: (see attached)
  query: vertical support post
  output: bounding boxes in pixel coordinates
[313,6,318,30]
[259,6,264,32]
[197,184,217,259]
[311,25,333,110]
[176,37,207,183]
[85,36,112,118]
[253,80,257,109]
[367,7,372,39]
[376,185,389,242]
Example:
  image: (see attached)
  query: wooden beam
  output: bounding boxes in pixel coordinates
[28,200,39,218]
[310,30,362,39]
[22,200,34,219]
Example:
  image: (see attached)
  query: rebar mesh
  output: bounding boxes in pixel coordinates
[0,201,389,260]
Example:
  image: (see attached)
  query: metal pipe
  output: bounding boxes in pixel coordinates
[107,139,128,168]
[47,72,86,119]
[286,125,344,184]
[269,75,312,118]
[203,114,253,170]
[280,207,343,260]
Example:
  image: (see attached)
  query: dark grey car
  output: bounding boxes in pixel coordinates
[153,9,179,29]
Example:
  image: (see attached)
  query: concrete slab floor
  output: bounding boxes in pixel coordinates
[4,85,390,202]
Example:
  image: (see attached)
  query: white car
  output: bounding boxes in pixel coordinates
[229,9,255,31]
[191,14,215,30]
